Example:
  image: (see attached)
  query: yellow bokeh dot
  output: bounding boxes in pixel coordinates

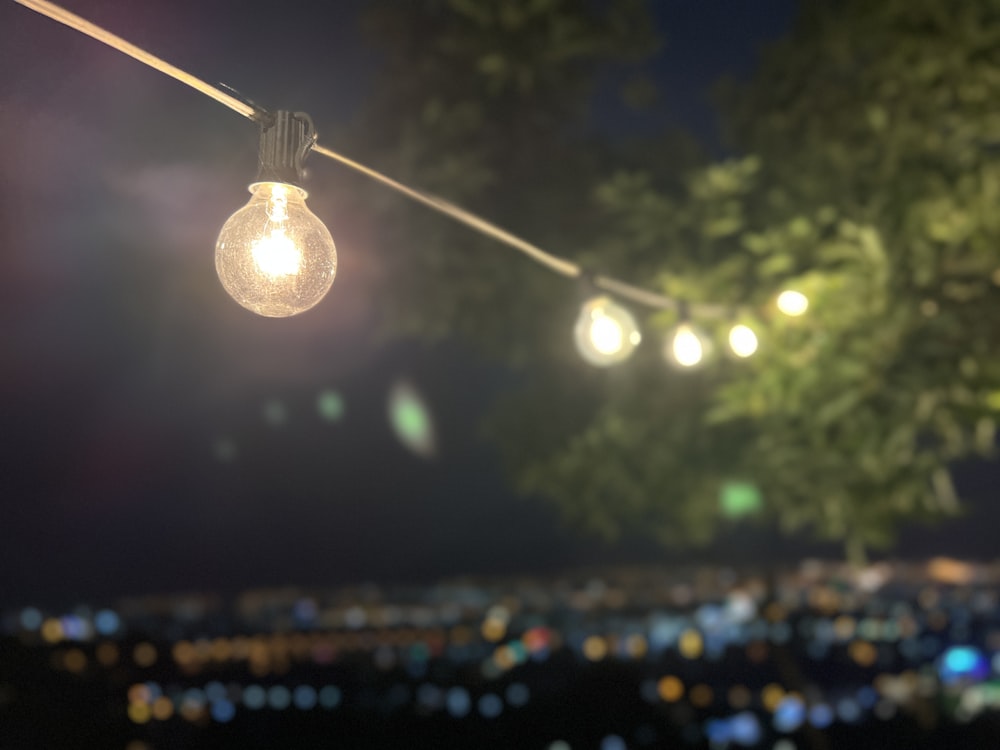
[625,634,648,659]
[210,637,233,662]
[761,683,785,712]
[833,615,856,640]
[657,675,684,702]
[133,642,158,668]
[64,648,87,674]
[96,641,119,667]
[689,683,714,708]
[493,645,517,671]
[127,702,152,724]
[481,617,507,643]
[849,640,877,668]
[678,629,703,659]
[41,618,63,644]
[172,640,197,666]
[582,636,608,662]
[151,696,174,721]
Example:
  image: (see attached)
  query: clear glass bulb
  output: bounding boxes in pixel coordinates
[216,182,337,317]
[776,289,808,317]
[728,323,758,358]
[574,296,641,367]
[668,322,706,368]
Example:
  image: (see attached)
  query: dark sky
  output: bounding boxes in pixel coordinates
[1,0,992,608]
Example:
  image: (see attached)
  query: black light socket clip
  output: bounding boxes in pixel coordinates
[256,110,316,187]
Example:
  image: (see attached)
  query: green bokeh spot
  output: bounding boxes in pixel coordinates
[317,390,345,422]
[720,481,763,518]
[394,398,429,441]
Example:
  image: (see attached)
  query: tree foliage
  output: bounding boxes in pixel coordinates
[353,0,1000,560]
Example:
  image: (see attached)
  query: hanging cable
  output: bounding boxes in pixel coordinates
[13,0,729,319]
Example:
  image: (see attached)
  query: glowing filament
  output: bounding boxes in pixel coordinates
[590,313,625,355]
[251,229,301,277]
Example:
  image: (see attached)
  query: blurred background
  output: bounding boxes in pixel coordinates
[2,0,1000,747]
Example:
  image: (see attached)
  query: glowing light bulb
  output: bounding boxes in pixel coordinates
[216,182,336,317]
[728,324,758,358]
[776,289,808,317]
[574,296,641,367]
[668,323,705,368]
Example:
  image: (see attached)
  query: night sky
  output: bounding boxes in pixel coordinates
[1,0,994,608]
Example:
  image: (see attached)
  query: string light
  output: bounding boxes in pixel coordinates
[16,0,811,360]
[216,112,337,317]
[728,324,759,358]
[574,296,641,367]
[667,321,708,369]
[776,290,809,317]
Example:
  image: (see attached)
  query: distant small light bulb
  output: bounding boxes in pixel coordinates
[216,182,336,317]
[776,289,808,317]
[590,315,623,355]
[728,324,758,358]
[670,323,705,368]
[574,296,641,367]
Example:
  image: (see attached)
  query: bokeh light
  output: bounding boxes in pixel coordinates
[776,290,808,316]
[127,702,151,724]
[317,389,345,421]
[729,711,761,746]
[678,629,704,659]
[668,323,706,368]
[267,685,291,710]
[94,609,120,636]
[720,481,763,519]
[478,693,503,718]
[658,675,684,702]
[773,695,806,732]
[728,324,758,358]
[243,684,266,710]
[19,608,42,631]
[939,646,989,684]
[210,699,236,723]
[132,642,157,668]
[808,703,834,729]
[445,687,471,718]
[293,685,317,710]
[318,685,342,709]
[63,648,87,674]
[690,684,714,708]
[574,296,641,367]
[41,618,63,644]
[388,380,437,458]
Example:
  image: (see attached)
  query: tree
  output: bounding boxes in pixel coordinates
[351,0,1000,563]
